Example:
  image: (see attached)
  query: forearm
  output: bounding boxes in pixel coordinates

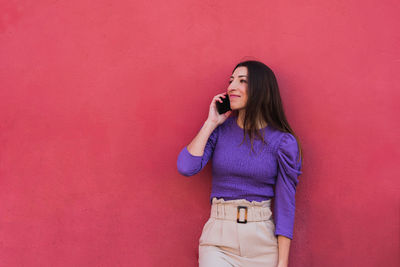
[187,120,217,156]
[277,235,291,266]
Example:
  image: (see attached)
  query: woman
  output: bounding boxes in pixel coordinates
[177,60,303,267]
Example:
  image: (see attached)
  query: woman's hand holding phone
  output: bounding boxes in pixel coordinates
[206,92,232,127]
[186,92,231,157]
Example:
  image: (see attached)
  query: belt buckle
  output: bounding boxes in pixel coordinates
[236,206,248,224]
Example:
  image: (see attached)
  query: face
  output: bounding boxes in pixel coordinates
[228,66,248,110]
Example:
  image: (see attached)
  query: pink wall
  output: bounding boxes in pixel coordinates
[1,0,399,266]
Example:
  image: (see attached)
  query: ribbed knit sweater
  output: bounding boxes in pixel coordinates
[176,115,302,239]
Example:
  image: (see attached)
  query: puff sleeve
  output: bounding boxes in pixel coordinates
[274,133,303,239]
[176,124,219,177]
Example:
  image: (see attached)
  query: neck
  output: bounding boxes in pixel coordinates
[236,110,267,129]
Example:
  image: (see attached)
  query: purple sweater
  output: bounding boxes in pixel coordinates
[176,116,302,239]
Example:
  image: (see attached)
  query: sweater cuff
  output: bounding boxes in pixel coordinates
[275,229,293,240]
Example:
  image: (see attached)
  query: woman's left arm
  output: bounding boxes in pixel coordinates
[274,133,303,266]
[277,235,291,267]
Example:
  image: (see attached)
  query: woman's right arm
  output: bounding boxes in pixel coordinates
[186,119,218,157]
[176,120,218,177]
[177,92,231,176]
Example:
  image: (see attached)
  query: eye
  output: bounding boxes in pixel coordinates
[229,80,246,84]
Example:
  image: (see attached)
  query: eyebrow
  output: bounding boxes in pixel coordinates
[230,75,248,79]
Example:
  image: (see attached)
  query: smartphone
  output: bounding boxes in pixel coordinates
[216,94,231,114]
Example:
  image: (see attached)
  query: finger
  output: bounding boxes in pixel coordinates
[214,96,223,103]
[215,93,226,98]
[217,94,227,101]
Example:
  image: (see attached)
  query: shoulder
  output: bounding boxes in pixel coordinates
[276,132,300,158]
[207,116,232,140]
[278,132,298,148]
[224,115,235,125]
[218,116,235,131]
[276,132,302,173]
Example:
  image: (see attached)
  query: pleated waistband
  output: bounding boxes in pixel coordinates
[211,197,271,207]
[210,197,272,222]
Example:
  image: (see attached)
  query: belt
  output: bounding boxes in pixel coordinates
[210,203,272,223]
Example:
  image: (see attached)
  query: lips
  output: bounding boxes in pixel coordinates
[230,94,240,98]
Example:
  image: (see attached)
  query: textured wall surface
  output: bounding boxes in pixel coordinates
[0,0,399,266]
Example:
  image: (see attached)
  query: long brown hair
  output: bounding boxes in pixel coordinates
[231,60,303,165]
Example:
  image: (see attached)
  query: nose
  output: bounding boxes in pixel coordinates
[228,83,236,91]
[228,79,241,91]
[228,85,238,93]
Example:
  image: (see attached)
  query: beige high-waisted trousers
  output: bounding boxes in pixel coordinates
[198,197,278,267]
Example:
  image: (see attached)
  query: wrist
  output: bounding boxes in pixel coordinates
[204,119,218,129]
